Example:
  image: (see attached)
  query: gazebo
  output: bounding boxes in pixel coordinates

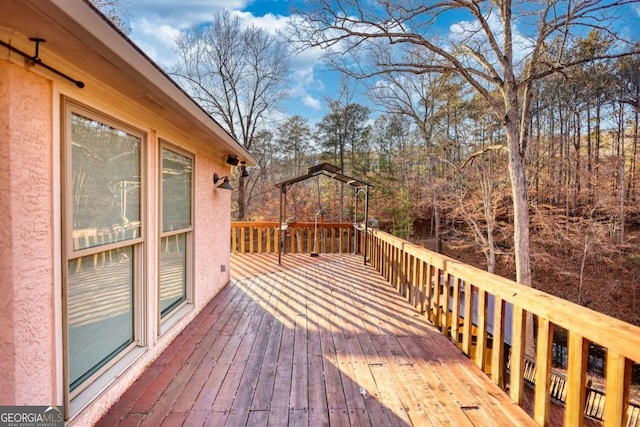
[274,163,372,264]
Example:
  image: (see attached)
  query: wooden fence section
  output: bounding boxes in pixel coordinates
[230,222,357,255]
[364,228,640,427]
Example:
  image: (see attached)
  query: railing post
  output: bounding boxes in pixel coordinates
[603,351,632,427]
[441,272,451,338]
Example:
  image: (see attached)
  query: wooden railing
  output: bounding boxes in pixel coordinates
[364,228,640,427]
[230,221,358,255]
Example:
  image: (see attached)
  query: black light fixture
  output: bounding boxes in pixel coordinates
[213,173,234,190]
[226,155,239,166]
[240,161,249,178]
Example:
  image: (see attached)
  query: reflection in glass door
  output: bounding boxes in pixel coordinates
[64,104,143,394]
[159,145,193,320]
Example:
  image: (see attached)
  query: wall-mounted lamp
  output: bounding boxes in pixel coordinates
[240,161,249,178]
[226,155,240,166]
[213,173,234,190]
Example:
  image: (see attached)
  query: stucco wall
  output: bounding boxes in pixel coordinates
[0,61,55,405]
[1,44,236,426]
[195,158,233,305]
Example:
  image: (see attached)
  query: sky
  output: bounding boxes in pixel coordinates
[123,0,640,127]
[126,0,333,124]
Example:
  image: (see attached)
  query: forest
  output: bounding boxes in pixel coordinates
[91,0,640,327]
[240,45,640,328]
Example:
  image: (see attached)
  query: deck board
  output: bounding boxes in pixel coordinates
[96,253,536,426]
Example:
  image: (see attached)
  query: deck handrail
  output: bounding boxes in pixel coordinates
[363,227,640,427]
[230,221,357,254]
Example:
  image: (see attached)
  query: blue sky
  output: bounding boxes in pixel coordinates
[125,1,640,127]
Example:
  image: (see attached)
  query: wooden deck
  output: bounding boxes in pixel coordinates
[96,253,535,426]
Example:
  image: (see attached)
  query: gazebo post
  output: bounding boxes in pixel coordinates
[278,186,285,265]
[364,184,369,265]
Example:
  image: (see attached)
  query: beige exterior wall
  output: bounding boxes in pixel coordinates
[0,53,234,425]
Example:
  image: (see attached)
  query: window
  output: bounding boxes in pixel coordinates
[63,101,144,398]
[159,144,193,322]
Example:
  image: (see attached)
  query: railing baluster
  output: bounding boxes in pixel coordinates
[403,249,410,299]
[510,305,526,405]
[475,289,488,371]
[566,332,588,427]
[425,263,434,323]
[491,295,505,387]
[418,260,426,314]
[462,284,473,356]
[450,277,461,346]
[433,268,442,329]
[411,255,419,308]
[534,318,553,426]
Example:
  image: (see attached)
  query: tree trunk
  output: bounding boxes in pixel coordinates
[504,98,534,357]
[237,178,246,220]
[587,106,593,201]
[619,102,626,244]
[433,190,441,253]
[505,124,531,287]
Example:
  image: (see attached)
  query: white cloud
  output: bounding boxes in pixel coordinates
[130,18,181,67]
[234,11,289,34]
[302,95,322,110]
[128,0,248,28]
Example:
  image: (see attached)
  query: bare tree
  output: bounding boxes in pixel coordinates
[173,9,291,219]
[289,0,640,291]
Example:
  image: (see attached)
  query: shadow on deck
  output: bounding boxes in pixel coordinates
[96,253,534,426]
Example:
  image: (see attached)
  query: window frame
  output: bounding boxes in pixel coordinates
[158,140,194,332]
[61,98,147,410]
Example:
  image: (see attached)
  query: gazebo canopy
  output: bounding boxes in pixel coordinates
[274,162,372,190]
